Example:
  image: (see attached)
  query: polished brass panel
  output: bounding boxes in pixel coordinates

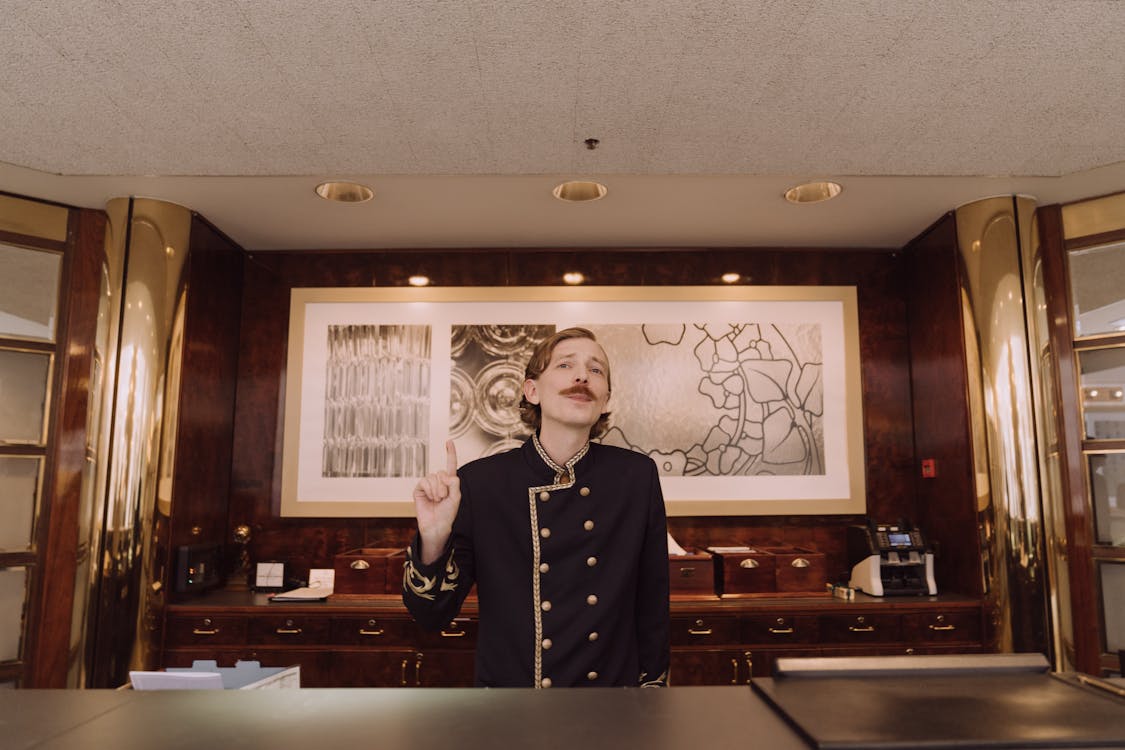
[955,196,1048,655]
[0,194,68,242]
[1062,191,1125,241]
[75,198,191,687]
[1023,209,1073,671]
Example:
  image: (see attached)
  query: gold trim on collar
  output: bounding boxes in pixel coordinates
[531,434,589,485]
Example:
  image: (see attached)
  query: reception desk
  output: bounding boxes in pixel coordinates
[7,674,1125,750]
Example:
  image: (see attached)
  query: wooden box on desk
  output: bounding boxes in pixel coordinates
[331,548,405,597]
[763,545,827,593]
[708,546,776,597]
[668,550,716,597]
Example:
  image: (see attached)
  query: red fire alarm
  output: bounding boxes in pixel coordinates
[921,458,937,478]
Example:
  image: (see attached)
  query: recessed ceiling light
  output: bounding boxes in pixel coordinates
[784,181,842,204]
[563,271,585,285]
[721,272,741,284]
[315,181,374,203]
[408,275,430,287]
[552,181,608,202]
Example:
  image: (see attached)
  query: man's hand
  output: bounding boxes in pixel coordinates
[412,440,461,565]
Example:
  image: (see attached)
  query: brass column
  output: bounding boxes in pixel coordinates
[75,198,190,687]
[954,196,1051,657]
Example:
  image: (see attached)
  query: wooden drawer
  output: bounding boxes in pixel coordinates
[417,617,478,649]
[670,615,738,646]
[330,615,414,646]
[741,614,819,644]
[903,610,981,643]
[818,612,901,643]
[165,615,247,646]
[248,614,331,645]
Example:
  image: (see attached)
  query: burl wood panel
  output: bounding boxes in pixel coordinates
[903,214,982,597]
[226,247,930,592]
[169,216,246,549]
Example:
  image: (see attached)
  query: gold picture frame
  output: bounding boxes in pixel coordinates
[280,286,865,517]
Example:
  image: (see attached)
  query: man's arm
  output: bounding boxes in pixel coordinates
[635,459,671,687]
[402,441,475,629]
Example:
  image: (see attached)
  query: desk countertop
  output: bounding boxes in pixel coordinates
[5,686,808,750]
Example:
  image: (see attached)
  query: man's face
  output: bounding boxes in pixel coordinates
[522,336,611,434]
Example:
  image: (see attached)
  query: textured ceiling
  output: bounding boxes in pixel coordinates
[2,1,1125,249]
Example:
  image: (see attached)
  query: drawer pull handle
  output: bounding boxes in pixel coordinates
[441,628,466,638]
[191,628,219,636]
[739,559,759,569]
[276,627,303,635]
[401,658,408,686]
[928,624,956,631]
[768,627,794,635]
[415,653,423,687]
[350,560,370,570]
[359,627,385,636]
[688,626,713,635]
[791,558,810,568]
[730,658,739,685]
[848,625,875,633]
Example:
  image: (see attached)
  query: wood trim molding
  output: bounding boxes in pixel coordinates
[1038,204,1102,675]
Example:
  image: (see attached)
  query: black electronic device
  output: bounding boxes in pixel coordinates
[846,520,935,596]
[175,542,222,594]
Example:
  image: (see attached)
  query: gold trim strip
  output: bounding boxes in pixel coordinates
[0,194,69,243]
[527,435,588,688]
[1062,192,1125,241]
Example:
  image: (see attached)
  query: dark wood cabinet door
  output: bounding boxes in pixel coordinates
[670,649,751,685]
[741,614,819,645]
[818,613,902,643]
[902,610,981,644]
[326,649,420,687]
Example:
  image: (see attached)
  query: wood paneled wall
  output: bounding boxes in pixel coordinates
[217,246,935,593]
[904,214,983,598]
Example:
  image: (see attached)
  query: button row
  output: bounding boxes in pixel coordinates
[537,486,592,503]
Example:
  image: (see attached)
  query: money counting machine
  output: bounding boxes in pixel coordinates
[847,520,936,596]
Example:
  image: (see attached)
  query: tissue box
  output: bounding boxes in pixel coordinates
[668,550,716,596]
[332,548,405,596]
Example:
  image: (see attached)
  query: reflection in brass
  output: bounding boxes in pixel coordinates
[1061,191,1125,240]
[955,196,1048,657]
[71,198,192,687]
[0,194,68,242]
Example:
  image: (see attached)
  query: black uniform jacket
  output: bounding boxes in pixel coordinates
[403,435,670,688]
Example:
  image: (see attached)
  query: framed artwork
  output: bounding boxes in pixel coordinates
[280,286,865,517]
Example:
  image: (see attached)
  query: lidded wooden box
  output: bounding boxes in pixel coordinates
[331,548,406,597]
[707,546,776,596]
[763,545,827,593]
[668,550,716,597]
[708,544,828,597]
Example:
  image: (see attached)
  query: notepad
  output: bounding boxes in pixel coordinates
[269,585,331,601]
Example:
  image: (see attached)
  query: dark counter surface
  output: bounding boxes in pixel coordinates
[4,686,809,750]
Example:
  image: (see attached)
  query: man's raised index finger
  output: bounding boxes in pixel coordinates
[445,439,459,475]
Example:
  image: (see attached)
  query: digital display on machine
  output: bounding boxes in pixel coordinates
[887,532,912,546]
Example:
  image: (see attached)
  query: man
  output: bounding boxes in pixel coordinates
[403,327,670,688]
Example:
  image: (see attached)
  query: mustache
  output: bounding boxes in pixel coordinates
[560,385,596,399]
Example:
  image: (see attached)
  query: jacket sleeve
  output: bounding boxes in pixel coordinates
[402,472,476,631]
[635,459,670,687]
